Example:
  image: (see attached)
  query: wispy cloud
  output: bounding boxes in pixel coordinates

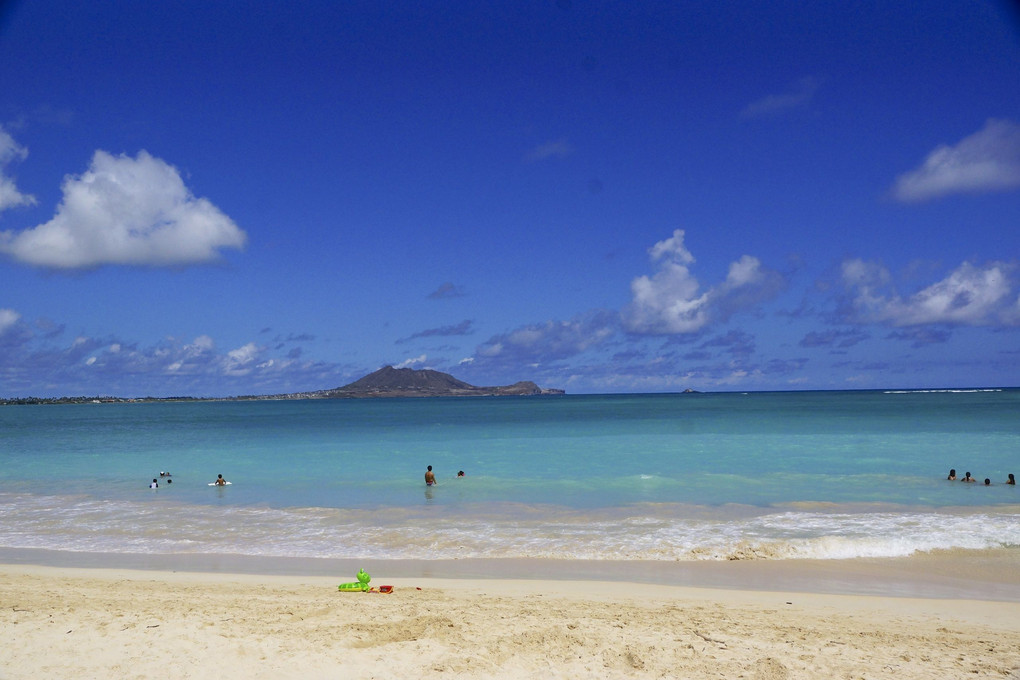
[0,322,354,397]
[474,310,616,367]
[609,347,806,390]
[427,282,467,300]
[622,229,785,335]
[891,119,1020,202]
[740,76,821,118]
[398,319,474,344]
[394,354,427,369]
[0,149,247,269]
[524,138,572,162]
[699,329,756,357]
[839,258,1018,326]
[799,328,870,349]
[0,125,36,212]
[0,307,33,349]
[885,328,952,348]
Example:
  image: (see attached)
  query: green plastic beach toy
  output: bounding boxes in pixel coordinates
[338,568,371,592]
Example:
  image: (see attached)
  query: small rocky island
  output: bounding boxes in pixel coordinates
[260,366,565,400]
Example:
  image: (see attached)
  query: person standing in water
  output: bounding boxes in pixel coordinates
[425,465,436,486]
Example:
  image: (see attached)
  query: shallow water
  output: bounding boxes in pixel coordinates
[1,390,1018,562]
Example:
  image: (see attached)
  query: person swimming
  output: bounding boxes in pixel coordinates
[962,472,976,483]
[984,478,991,486]
[1007,473,1016,486]
[947,469,956,480]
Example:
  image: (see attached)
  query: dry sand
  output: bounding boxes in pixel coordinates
[2,564,1019,680]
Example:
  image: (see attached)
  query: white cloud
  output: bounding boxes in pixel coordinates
[840,258,891,289]
[395,354,427,369]
[841,258,1017,326]
[623,230,783,334]
[725,255,765,287]
[225,342,261,375]
[0,150,246,268]
[891,119,1020,202]
[648,228,695,264]
[0,126,37,212]
[0,308,21,334]
[625,229,708,333]
[740,76,820,118]
[188,335,215,353]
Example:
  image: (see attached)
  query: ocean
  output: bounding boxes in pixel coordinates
[1,389,1018,571]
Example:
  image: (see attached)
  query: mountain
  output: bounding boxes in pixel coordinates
[261,366,565,399]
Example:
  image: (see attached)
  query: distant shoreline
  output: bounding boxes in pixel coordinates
[0,392,568,406]
[0,365,566,404]
[5,385,1020,406]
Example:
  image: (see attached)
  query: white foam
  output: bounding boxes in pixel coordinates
[2,493,1019,561]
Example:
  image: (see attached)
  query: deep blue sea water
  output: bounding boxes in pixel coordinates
[1,390,1018,562]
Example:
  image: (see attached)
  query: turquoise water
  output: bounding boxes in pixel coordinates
[1,389,1018,562]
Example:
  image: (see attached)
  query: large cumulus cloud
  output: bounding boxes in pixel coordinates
[0,149,246,268]
[622,230,785,335]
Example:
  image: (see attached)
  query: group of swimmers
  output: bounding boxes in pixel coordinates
[424,465,465,486]
[148,472,230,488]
[149,471,173,488]
[947,469,1015,486]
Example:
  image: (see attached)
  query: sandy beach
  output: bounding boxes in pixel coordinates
[3,563,1019,680]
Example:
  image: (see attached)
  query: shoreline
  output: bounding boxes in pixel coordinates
[4,546,1020,602]
[3,562,1018,679]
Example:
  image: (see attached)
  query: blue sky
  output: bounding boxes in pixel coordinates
[1,1,1019,397]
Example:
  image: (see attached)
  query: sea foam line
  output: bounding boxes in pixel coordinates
[1,494,1017,561]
